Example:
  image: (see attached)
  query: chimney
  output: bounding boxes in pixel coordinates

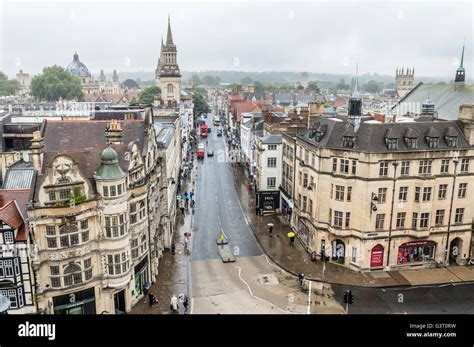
[263,109,272,124]
[459,104,474,145]
[30,130,44,171]
[105,120,124,145]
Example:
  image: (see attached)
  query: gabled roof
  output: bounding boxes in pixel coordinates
[0,189,30,241]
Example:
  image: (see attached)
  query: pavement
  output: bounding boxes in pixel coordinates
[232,164,474,288]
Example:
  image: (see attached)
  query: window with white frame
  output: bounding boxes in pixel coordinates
[340,159,349,173]
[267,177,276,188]
[460,159,470,173]
[440,159,449,174]
[419,160,432,175]
[400,161,410,175]
[105,214,127,238]
[107,252,130,276]
[334,211,343,228]
[379,162,389,176]
[0,288,24,309]
[420,213,430,228]
[455,208,464,224]
[59,224,81,248]
[458,183,467,198]
[399,186,408,201]
[267,157,277,168]
[335,186,345,201]
[3,231,14,244]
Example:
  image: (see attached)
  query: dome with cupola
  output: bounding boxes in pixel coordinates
[66,52,90,77]
[94,146,126,180]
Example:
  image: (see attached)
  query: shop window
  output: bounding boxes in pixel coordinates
[398,242,436,264]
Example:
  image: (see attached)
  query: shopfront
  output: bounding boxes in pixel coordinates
[134,256,149,299]
[53,287,96,314]
[256,191,280,212]
[397,241,436,265]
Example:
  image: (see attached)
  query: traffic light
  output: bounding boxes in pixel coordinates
[348,290,354,305]
[343,291,348,304]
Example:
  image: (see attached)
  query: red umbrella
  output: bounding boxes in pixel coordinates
[184,232,192,239]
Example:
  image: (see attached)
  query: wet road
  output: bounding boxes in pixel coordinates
[191,115,262,261]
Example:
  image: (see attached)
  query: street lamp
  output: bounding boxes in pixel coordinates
[444,157,459,265]
[386,161,399,268]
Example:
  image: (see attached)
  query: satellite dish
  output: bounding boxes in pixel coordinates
[22,151,30,162]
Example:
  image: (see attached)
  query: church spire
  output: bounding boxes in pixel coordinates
[166,15,174,45]
[459,42,465,69]
[455,42,466,88]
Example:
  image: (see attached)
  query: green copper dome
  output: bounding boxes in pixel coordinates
[94,146,126,180]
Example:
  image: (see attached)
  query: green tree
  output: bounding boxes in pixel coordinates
[336,78,350,91]
[190,74,202,87]
[0,71,18,96]
[138,86,161,104]
[240,76,252,86]
[202,75,216,86]
[30,66,83,101]
[307,81,320,92]
[193,92,210,116]
[362,80,383,93]
[253,80,265,93]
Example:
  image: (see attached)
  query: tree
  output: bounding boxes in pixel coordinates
[240,76,252,86]
[0,71,18,96]
[190,74,202,87]
[138,86,161,105]
[336,78,350,91]
[308,81,320,92]
[253,80,265,93]
[362,80,383,93]
[30,66,83,101]
[193,92,210,116]
[202,75,217,86]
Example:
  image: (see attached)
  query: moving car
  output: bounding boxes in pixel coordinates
[207,148,214,157]
[200,124,208,138]
[217,129,222,137]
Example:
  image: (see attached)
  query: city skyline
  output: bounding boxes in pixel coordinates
[0,0,472,78]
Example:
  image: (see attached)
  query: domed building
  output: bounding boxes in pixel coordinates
[66,52,91,83]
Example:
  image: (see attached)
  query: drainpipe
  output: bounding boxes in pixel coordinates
[444,158,459,265]
[386,161,398,268]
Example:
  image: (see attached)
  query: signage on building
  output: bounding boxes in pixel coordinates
[370,244,384,268]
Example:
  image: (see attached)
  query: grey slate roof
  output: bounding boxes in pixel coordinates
[3,160,35,189]
[392,83,474,120]
[260,134,282,144]
[301,117,470,153]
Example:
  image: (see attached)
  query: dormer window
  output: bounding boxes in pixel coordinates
[426,137,439,148]
[386,138,398,150]
[406,137,417,149]
[446,136,458,147]
[315,131,323,142]
[342,136,355,148]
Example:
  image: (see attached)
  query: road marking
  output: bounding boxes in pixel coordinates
[307,280,312,315]
[234,266,297,314]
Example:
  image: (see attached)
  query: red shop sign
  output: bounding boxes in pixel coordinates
[370,244,384,268]
[401,241,436,247]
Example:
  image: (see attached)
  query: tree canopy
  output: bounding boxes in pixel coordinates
[192,92,210,116]
[138,86,161,105]
[362,80,383,93]
[189,74,202,87]
[30,66,83,101]
[0,71,18,96]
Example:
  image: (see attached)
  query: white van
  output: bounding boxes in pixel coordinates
[213,115,220,126]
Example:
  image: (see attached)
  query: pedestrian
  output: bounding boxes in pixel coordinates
[190,199,195,208]
[268,225,273,237]
[170,294,179,314]
[183,295,189,314]
[255,206,259,216]
[190,190,195,200]
[171,243,176,255]
[143,284,149,303]
[149,292,157,307]
[290,236,295,247]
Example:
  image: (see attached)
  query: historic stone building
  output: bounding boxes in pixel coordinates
[291,79,474,271]
[155,17,181,107]
[395,67,415,98]
[66,53,123,96]
[26,110,163,314]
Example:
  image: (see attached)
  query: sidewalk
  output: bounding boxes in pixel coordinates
[131,166,195,314]
[232,165,474,288]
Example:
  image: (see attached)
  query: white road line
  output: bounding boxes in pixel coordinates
[234,266,298,314]
[307,280,312,315]
[190,297,194,314]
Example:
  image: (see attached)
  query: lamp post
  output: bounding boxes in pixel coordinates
[445,158,459,265]
[386,161,399,268]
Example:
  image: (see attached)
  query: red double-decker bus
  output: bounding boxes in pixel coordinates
[200,124,208,138]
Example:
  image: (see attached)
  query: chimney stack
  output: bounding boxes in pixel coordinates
[30,130,44,171]
[105,120,124,145]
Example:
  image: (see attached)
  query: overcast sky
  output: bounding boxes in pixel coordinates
[0,0,472,79]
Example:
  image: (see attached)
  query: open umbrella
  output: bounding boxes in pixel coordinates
[184,232,192,239]
[287,231,296,238]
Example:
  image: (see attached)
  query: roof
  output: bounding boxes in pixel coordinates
[37,120,144,196]
[0,189,30,241]
[3,160,35,189]
[393,83,474,120]
[301,117,470,153]
[66,52,90,77]
[260,134,282,145]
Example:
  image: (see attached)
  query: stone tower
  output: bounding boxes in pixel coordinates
[454,44,465,91]
[155,16,181,107]
[395,67,415,98]
[301,72,309,90]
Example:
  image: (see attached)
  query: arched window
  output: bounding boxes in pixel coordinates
[167,83,174,96]
[63,263,82,286]
[56,176,71,184]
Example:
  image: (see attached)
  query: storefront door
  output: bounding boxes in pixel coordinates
[370,244,384,268]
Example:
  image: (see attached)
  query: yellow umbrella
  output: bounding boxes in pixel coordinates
[287,231,296,238]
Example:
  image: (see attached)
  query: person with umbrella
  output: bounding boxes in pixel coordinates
[267,223,274,237]
[287,231,296,247]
